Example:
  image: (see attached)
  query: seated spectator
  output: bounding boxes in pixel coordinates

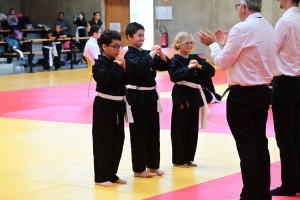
[54,12,71,35]
[87,11,105,36]
[84,25,101,65]
[7,8,21,32]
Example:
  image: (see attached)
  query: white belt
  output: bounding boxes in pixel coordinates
[76,26,85,42]
[177,80,210,129]
[127,85,163,113]
[97,92,134,123]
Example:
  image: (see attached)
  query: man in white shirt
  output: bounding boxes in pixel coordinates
[84,25,102,65]
[270,0,300,197]
[198,0,277,199]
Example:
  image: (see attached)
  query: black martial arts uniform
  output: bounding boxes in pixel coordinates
[73,18,87,48]
[124,46,170,172]
[42,36,53,71]
[92,55,127,183]
[52,31,65,70]
[169,54,215,165]
[88,19,103,36]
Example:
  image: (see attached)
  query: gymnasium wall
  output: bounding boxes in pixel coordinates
[0,0,20,16]
[153,0,285,57]
[5,0,286,58]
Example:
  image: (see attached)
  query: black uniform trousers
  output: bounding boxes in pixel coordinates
[171,104,199,165]
[272,76,300,193]
[227,85,271,200]
[42,47,50,70]
[53,43,62,70]
[129,101,160,172]
[92,96,125,183]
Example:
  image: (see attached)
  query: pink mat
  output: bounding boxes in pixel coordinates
[146,162,299,200]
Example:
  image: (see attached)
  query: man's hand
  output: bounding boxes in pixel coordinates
[214,29,228,47]
[198,30,217,46]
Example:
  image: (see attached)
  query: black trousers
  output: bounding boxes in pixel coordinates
[92,97,125,183]
[227,85,271,200]
[42,47,50,70]
[129,101,160,172]
[272,77,300,192]
[53,43,62,70]
[171,104,199,165]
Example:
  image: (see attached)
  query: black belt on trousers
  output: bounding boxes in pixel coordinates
[220,85,268,100]
[274,75,300,79]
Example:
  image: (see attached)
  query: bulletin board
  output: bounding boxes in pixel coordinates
[155,6,172,20]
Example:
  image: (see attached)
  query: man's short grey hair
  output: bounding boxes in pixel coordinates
[244,0,262,12]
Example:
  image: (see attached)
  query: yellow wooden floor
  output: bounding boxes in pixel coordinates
[0,69,280,200]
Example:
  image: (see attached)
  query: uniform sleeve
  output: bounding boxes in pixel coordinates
[154,54,171,71]
[209,26,243,70]
[197,57,215,78]
[73,19,77,25]
[168,58,191,83]
[93,59,125,85]
[274,19,288,52]
[124,51,156,74]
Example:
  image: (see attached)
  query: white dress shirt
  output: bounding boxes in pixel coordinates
[83,37,100,65]
[209,13,277,86]
[274,7,300,77]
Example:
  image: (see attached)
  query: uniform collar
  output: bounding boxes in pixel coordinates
[245,12,262,21]
[283,7,300,17]
[90,37,98,43]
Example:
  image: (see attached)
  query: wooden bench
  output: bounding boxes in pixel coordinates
[0,37,89,72]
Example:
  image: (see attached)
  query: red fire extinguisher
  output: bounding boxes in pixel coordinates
[159,25,168,48]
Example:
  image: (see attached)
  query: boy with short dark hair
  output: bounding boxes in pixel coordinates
[124,22,170,178]
[92,29,127,187]
[84,25,101,65]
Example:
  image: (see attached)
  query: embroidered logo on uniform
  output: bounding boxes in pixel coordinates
[194,69,198,76]
[150,67,153,71]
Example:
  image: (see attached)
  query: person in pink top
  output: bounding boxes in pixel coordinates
[198,0,277,199]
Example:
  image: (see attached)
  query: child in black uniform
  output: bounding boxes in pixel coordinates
[124,22,170,178]
[169,32,215,168]
[52,25,67,70]
[92,30,127,187]
[42,30,55,71]
[73,12,87,49]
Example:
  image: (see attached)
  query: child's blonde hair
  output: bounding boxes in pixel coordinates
[173,32,194,51]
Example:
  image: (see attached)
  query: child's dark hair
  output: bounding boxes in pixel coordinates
[9,8,15,14]
[90,25,100,36]
[58,12,64,16]
[79,12,85,18]
[93,11,100,16]
[46,30,53,34]
[125,22,144,40]
[99,30,121,52]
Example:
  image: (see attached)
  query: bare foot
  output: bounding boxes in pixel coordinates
[114,179,127,184]
[95,181,115,187]
[186,161,197,167]
[134,171,157,178]
[147,168,165,176]
[173,164,190,168]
